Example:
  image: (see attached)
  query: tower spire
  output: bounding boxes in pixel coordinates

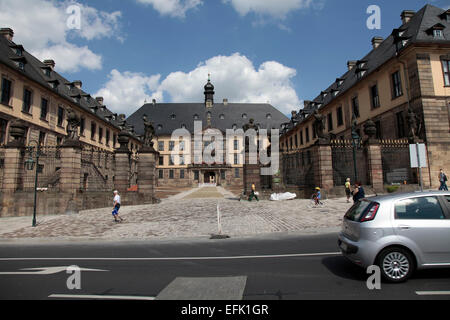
[204,74,215,108]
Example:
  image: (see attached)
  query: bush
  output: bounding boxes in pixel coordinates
[386,185,400,193]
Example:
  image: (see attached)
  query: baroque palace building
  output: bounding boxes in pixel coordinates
[127,77,288,190]
[0,28,141,152]
[280,4,450,190]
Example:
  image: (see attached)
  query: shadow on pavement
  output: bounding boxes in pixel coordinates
[413,268,450,280]
[321,256,367,282]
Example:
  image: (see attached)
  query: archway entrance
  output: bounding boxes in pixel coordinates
[203,172,216,184]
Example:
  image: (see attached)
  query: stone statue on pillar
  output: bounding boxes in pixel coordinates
[66,107,80,141]
[142,114,155,148]
[406,107,422,143]
[313,110,330,144]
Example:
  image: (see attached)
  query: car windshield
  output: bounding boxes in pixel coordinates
[344,200,372,221]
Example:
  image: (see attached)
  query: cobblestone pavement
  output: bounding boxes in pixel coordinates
[0,187,354,241]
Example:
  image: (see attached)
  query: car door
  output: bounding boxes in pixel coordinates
[392,195,450,265]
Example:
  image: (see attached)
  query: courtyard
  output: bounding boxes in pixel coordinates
[0,187,353,241]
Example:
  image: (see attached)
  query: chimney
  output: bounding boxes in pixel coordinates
[223,98,228,106]
[95,97,104,105]
[0,28,14,41]
[371,37,384,49]
[347,60,357,71]
[43,60,55,70]
[401,10,415,25]
[73,80,82,89]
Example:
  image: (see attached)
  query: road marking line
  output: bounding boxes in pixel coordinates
[0,252,341,262]
[416,291,450,296]
[0,266,108,275]
[49,294,155,300]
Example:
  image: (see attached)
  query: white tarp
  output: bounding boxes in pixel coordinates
[270,192,297,201]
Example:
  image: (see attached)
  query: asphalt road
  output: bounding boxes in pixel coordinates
[0,232,449,300]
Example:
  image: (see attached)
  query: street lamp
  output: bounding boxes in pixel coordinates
[25,140,41,227]
[351,115,361,183]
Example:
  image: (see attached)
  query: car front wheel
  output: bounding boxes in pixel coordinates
[377,247,415,283]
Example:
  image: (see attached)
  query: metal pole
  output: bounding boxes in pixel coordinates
[32,146,39,227]
[353,143,358,183]
[416,143,423,192]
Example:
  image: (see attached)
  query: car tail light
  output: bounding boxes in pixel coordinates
[360,203,380,222]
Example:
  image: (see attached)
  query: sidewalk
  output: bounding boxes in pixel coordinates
[0,187,353,242]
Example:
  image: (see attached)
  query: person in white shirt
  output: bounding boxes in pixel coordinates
[112,190,123,223]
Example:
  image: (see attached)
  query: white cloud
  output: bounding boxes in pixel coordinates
[0,0,122,72]
[33,43,103,73]
[95,70,162,115]
[96,53,300,116]
[223,0,319,19]
[136,0,203,18]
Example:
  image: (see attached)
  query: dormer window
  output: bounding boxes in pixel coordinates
[242,113,247,119]
[439,10,450,23]
[434,29,444,38]
[193,114,199,120]
[321,91,328,99]
[332,89,339,97]
[219,114,225,120]
[336,78,344,87]
[11,56,26,71]
[157,124,163,131]
[266,114,272,120]
[170,113,176,120]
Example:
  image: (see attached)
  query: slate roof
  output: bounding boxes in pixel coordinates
[0,33,131,134]
[285,4,450,134]
[127,102,289,136]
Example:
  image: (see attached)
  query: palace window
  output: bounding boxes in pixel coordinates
[396,112,406,138]
[169,141,175,151]
[234,154,239,165]
[158,141,164,151]
[442,60,450,86]
[40,98,48,120]
[159,156,164,166]
[91,122,96,140]
[306,126,310,142]
[159,170,164,179]
[375,120,382,140]
[234,168,240,178]
[180,169,185,179]
[169,170,174,179]
[57,106,64,127]
[0,118,8,145]
[80,118,85,136]
[1,78,12,106]
[106,130,110,146]
[327,113,333,132]
[337,106,344,127]
[370,84,380,109]
[300,131,304,145]
[22,88,32,113]
[392,71,403,98]
[352,96,360,118]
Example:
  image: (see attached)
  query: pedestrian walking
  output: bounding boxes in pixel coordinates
[352,182,365,203]
[312,187,322,206]
[112,190,124,223]
[439,169,448,191]
[345,178,352,203]
[248,183,259,202]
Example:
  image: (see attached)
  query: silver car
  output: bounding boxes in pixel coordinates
[338,191,450,283]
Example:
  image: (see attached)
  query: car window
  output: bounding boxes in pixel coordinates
[395,197,445,220]
[345,200,372,221]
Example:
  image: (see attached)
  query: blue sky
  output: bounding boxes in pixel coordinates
[1,0,449,116]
